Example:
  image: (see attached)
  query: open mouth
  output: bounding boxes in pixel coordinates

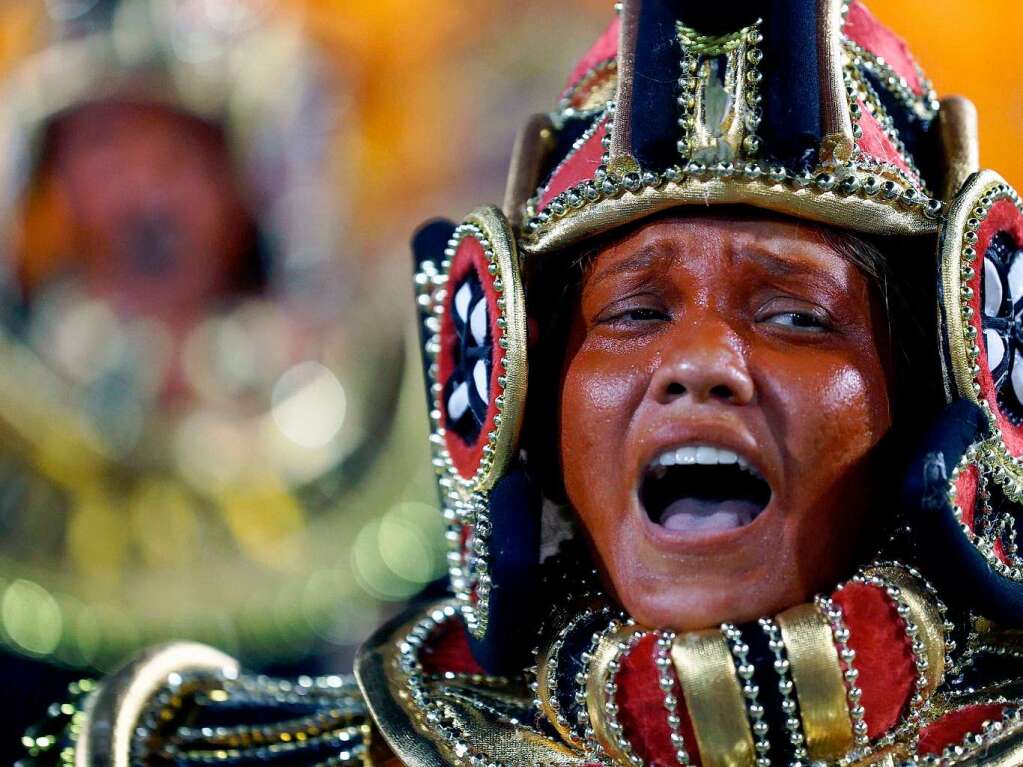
[640,445,772,536]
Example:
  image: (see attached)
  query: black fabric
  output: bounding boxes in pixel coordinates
[411,218,457,426]
[629,0,691,170]
[468,467,543,674]
[442,270,492,446]
[757,0,823,168]
[741,621,798,766]
[556,611,614,733]
[900,399,1023,625]
[628,0,823,171]
[859,67,940,190]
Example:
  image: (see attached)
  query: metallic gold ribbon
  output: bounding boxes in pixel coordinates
[866,565,946,696]
[586,623,645,765]
[671,629,755,767]
[777,603,855,761]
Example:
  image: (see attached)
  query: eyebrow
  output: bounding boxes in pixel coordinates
[586,239,847,293]
[738,244,848,293]
[585,244,670,286]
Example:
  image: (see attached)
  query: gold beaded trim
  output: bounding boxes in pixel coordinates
[586,621,646,766]
[775,602,856,761]
[414,205,528,639]
[671,628,757,767]
[675,19,764,163]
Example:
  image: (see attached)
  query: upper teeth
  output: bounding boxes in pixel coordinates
[651,445,757,474]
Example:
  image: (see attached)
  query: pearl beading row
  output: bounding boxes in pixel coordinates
[759,616,810,765]
[722,622,772,767]
[655,629,692,766]
[601,625,646,767]
[815,595,869,752]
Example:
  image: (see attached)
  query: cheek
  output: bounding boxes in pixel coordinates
[760,347,891,479]
[559,343,649,506]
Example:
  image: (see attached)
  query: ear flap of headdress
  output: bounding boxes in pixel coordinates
[913,170,1023,624]
[411,205,529,644]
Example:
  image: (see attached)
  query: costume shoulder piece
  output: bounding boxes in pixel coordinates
[19,642,384,766]
[356,581,1023,767]
[22,588,1023,767]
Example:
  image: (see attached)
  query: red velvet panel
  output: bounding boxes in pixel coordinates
[832,582,915,737]
[420,619,487,676]
[968,199,1023,456]
[616,633,701,767]
[957,463,979,531]
[539,120,608,211]
[854,102,918,184]
[916,703,1008,756]
[844,1,924,95]
[437,235,507,480]
[562,18,620,95]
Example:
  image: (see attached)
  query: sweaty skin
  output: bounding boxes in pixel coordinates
[559,213,893,630]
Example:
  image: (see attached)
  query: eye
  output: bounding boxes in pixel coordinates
[598,306,670,326]
[618,308,667,322]
[761,309,829,332]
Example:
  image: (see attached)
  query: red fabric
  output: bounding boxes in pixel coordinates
[854,102,918,184]
[615,633,701,767]
[539,120,608,211]
[844,1,924,95]
[562,18,619,95]
[437,235,507,480]
[419,618,486,676]
[917,704,1008,756]
[970,199,1023,456]
[957,463,979,531]
[832,582,916,738]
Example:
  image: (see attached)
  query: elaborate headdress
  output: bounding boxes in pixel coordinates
[411,0,1023,670]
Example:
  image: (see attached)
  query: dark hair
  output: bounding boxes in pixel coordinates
[524,208,946,520]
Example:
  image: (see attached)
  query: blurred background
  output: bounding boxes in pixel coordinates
[0,0,1021,757]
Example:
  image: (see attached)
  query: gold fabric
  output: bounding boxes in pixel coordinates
[523,177,938,257]
[54,600,1023,767]
[777,603,855,761]
[938,96,980,201]
[818,0,856,163]
[586,623,646,764]
[671,629,756,767]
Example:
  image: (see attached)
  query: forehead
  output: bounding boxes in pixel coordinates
[582,212,861,290]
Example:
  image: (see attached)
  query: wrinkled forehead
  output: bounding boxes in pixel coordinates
[578,210,867,295]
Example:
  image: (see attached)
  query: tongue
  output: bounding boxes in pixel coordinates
[659,498,760,534]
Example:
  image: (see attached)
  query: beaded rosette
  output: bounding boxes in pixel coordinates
[412,206,528,639]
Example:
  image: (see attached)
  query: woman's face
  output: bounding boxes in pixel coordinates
[559,213,893,630]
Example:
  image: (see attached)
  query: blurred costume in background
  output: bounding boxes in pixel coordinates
[26,0,1023,765]
[0,0,426,758]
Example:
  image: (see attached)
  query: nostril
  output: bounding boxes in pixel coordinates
[710,384,735,401]
[666,382,686,397]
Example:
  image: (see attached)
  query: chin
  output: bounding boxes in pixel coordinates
[608,552,811,631]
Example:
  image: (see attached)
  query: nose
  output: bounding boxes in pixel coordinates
[650,318,755,406]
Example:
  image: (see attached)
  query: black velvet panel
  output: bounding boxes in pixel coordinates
[468,467,543,674]
[410,218,458,427]
[629,0,689,170]
[629,0,823,171]
[860,67,940,189]
[556,610,616,730]
[741,621,799,766]
[900,399,1023,625]
[757,0,823,168]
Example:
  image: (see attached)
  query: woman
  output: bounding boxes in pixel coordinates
[25,1,1023,765]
